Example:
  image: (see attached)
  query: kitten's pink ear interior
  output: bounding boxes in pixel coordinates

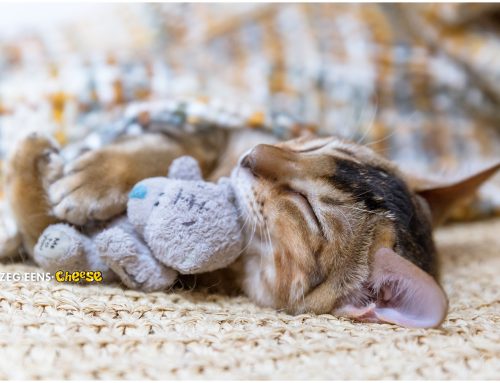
[336,248,448,328]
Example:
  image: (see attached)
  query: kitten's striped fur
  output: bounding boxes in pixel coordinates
[230,136,436,314]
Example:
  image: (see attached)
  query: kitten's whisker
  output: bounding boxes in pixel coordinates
[349,188,382,200]
[364,109,419,151]
[265,222,274,255]
[260,224,266,272]
[363,129,396,150]
[236,210,251,238]
[342,204,387,218]
[356,101,379,145]
[234,202,258,244]
[263,220,274,272]
[27,211,56,220]
[234,219,257,260]
[333,206,354,236]
[352,101,369,143]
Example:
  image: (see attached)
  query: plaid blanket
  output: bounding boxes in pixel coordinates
[0,3,499,221]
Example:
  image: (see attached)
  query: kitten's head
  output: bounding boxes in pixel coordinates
[232,135,499,328]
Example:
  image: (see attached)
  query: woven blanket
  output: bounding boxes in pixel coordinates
[0,218,498,379]
[0,3,500,221]
[0,6,499,378]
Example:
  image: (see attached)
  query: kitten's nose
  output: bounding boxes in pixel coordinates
[240,144,298,180]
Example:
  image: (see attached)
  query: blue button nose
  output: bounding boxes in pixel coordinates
[129,184,148,199]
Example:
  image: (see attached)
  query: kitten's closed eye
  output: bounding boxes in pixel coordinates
[283,187,324,236]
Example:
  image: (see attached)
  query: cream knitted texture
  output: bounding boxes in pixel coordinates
[0,218,499,379]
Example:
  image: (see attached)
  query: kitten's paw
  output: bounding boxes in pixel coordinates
[7,133,60,180]
[37,148,64,190]
[47,149,129,225]
[5,133,62,253]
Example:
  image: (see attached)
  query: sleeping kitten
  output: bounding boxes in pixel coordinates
[230,135,499,327]
[5,131,499,328]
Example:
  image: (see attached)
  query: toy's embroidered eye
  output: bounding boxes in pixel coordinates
[159,192,164,196]
[154,201,159,207]
[129,184,148,199]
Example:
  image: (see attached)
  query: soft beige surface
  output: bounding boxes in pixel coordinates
[0,219,499,379]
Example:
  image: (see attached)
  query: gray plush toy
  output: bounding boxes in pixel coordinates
[34,156,244,292]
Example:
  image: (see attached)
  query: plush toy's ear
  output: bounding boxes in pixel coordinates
[406,162,500,226]
[335,248,448,328]
[168,156,203,181]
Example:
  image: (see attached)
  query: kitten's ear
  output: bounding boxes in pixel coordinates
[335,247,448,328]
[407,162,500,226]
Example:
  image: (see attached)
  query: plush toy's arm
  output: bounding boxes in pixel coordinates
[168,156,203,181]
[95,220,178,292]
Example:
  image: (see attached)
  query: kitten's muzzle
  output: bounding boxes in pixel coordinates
[240,144,299,181]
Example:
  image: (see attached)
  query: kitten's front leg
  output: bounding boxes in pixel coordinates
[6,133,64,255]
[48,134,187,225]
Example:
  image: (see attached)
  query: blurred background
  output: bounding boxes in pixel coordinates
[0,3,499,221]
